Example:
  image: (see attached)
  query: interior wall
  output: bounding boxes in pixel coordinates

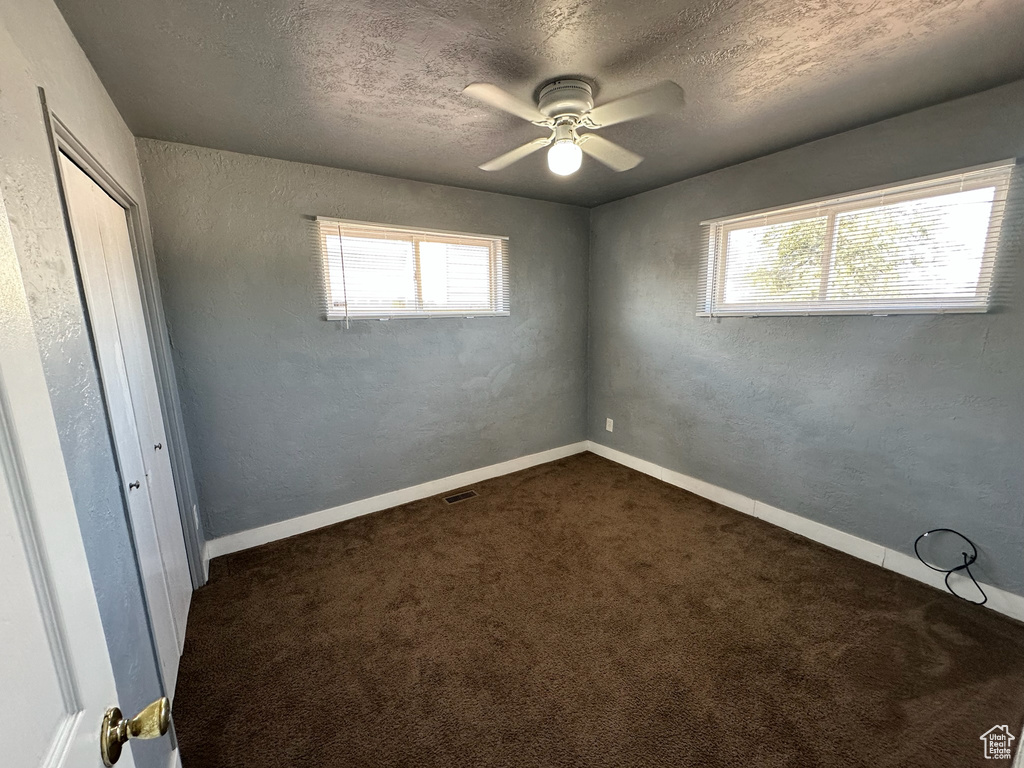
[588,80,1024,597]
[0,2,188,766]
[137,140,590,540]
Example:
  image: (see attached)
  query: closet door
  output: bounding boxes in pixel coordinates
[0,175,140,768]
[59,153,191,694]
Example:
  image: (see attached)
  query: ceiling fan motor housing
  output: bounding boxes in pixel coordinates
[538,79,594,118]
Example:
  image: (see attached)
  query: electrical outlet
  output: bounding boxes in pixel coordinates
[605,418,614,432]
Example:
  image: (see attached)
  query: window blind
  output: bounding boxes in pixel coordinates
[698,161,1014,317]
[316,218,510,321]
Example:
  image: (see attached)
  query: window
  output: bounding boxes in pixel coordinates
[698,162,1013,316]
[316,218,509,320]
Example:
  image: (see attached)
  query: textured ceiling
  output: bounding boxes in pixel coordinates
[55,0,1024,207]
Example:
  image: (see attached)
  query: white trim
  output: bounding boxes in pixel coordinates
[324,310,511,321]
[697,305,991,319]
[315,215,509,242]
[586,441,1024,622]
[752,500,885,566]
[201,439,1024,622]
[204,442,588,559]
[697,162,1011,318]
[200,539,210,581]
[698,158,1016,226]
[48,112,205,588]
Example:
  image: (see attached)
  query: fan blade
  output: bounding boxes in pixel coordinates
[586,81,684,128]
[463,83,549,124]
[578,134,643,171]
[478,137,552,172]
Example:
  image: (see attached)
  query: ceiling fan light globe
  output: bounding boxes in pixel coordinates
[547,140,583,176]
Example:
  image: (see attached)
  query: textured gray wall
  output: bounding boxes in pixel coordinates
[0,2,178,766]
[137,140,590,539]
[588,81,1024,597]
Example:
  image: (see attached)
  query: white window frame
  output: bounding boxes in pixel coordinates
[698,161,1014,317]
[316,217,510,321]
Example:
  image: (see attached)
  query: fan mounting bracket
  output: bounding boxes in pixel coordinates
[538,79,594,119]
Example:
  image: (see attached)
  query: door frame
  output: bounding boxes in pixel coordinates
[40,90,205,590]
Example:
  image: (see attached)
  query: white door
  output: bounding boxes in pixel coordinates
[0,187,136,767]
[57,154,192,694]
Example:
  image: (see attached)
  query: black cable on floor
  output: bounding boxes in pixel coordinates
[913,528,987,606]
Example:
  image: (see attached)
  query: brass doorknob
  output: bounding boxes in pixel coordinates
[101,697,170,766]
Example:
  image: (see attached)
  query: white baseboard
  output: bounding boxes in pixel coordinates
[586,440,1024,623]
[200,438,1023,622]
[200,540,210,581]
[204,442,589,560]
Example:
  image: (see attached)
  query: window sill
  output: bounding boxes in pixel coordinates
[324,311,511,321]
[697,305,989,318]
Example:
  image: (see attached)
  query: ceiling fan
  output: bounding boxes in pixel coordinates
[463,78,684,176]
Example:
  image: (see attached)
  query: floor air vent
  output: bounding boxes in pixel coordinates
[444,490,478,504]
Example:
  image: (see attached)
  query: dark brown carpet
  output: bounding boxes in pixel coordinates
[176,453,1024,767]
